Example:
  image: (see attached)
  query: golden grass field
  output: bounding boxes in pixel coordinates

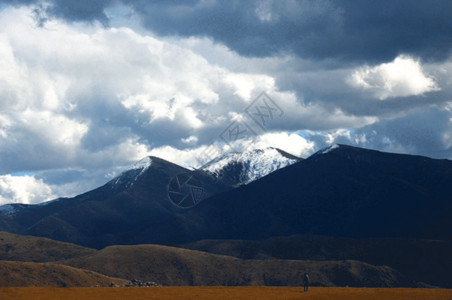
[0,287,451,300]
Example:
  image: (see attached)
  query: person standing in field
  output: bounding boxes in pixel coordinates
[303,273,310,292]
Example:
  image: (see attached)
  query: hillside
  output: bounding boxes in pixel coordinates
[0,231,95,262]
[0,260,127,287]
[182,235,452,288]
[0,232,432,288]
[62,244,410,287]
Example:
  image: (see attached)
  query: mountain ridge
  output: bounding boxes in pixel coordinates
[187,143,452,241]
[0,231,414,287]
[0,144,451,247]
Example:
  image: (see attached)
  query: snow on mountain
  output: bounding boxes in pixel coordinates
[0,203,30,216]
[0,204,18,215]
[309,144,344,159]
[200,147,301,186]
[130,156,153,171]
[319,144,340,154]
[108,156,153,190]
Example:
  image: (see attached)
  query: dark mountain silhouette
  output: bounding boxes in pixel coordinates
[188,144,452,242]
[0,144,451,248]
[0,156,229,248]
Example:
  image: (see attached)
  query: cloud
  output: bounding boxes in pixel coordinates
[248,131,315,157]
[306,105,452,159]
[4,1,452,63]
[1,6,343,203]
[0,7,268,172]
[0,167,125,204]
[1,3,452,205]
[138,0,452,63]
[349,56,439,100]
[0,174,55,204]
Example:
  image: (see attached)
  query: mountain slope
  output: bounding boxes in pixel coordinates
[201,147,301,186]
[189,144,452,242]
[0,156,228,248]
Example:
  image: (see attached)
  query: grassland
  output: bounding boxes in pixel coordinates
[0,287,451,300]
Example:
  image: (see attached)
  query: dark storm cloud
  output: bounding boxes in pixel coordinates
[1,0,35,5]
[3,0,113,23]
[129,0,452,63]
[47,0,114,24]
[5,0,452,64]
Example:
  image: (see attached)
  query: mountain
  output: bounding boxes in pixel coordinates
[1,144,451,248]
[1,144,452,247]
[200,147,301,186]
[0,144,451,287]
[0,156,229,247]
[188,144,452,242]
[0,147,300,247]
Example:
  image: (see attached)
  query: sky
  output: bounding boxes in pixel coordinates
[0,0,452,205]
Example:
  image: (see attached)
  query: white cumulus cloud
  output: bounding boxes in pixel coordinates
[348,55,440,100]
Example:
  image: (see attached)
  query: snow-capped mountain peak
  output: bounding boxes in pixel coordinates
[131,156,153,170]
[200,147,301,186]
[108,156,153,190]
